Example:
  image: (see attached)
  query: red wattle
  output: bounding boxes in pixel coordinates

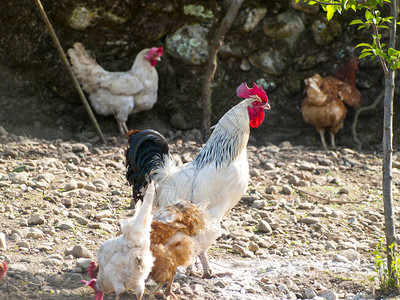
[248,107,265,128]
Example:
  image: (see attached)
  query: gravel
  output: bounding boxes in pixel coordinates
[0,127,397,299]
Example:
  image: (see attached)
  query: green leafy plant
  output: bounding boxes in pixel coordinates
[370,238,400,294]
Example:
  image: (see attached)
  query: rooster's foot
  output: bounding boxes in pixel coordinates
[153,291,177,300]
[202,270,234,279]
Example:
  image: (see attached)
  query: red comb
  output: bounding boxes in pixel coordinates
[146,47,163,58]
[155,46,163,55]
[236,82,268,104]
[87,262,97,279]
[0,261,7,280]
[145,47,163,66]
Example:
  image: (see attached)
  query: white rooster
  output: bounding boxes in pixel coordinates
[126,82,270,277]
[68,43,163,134]
[81,183,155,300]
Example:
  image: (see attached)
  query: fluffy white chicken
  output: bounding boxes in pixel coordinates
[68,43,163,134]
[126,82,270,277]
[81,183,155,300]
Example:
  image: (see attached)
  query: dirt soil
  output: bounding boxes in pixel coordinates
[0,127,399,300]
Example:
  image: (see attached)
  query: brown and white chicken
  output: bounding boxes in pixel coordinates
[81,183,155,300]
[148,200,207,299]
[301,57,361,149]
[68,43,163,134]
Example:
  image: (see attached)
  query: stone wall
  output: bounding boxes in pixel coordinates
[0,0,396,148]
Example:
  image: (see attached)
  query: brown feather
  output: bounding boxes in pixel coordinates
[333,57,359,86]
[150,234,194,284]
[125,129,142,138]
[149,201,206,293]
[302,58,362,148]
[324,76,361,108]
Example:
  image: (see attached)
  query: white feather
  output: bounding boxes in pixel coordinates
[68,43,159,127]
[95,183,155,299]
[152,99,254,251]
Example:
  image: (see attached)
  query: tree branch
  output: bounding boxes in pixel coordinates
[303,0,368,6]
[200,0,244,139]
[293,186,364,204]
[371,10,390,77]
[351,91,384,150]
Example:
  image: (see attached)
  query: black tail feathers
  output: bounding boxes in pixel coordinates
[125,129,169,203]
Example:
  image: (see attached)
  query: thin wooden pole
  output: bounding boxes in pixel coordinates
[34,0,107,145]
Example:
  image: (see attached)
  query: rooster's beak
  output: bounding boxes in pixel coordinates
[263,103,271,110]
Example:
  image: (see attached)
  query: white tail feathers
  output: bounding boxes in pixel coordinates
[151,154,177,183]
[139,181,155,221]
[121,183,155,247]
[68,43,95,65]
[67,42,105,93]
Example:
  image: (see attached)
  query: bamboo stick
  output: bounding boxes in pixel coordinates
[34,0,107,144]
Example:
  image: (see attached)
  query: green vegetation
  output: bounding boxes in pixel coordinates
[371,238,400,294]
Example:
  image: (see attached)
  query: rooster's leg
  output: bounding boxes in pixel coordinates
[199,250,212,278]
[329,131,336,149]
[199,251,233,278]
[318,129,328,150]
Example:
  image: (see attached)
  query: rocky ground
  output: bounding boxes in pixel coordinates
[0,126,399,300]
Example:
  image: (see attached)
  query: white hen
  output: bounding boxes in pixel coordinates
[68,43,163,134]
[81,183,155,300]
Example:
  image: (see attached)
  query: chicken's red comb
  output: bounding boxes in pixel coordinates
[147,47,163,57]
[87,261,97,279]
[236,82,268,104]
[0,261,7,281]
[155,46,163,56]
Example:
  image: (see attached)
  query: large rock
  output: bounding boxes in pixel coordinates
[311,16,342,45]
[8,172,28,184]
[263,11,305,39]
[72,245,93,258]
[249,50,286,76]
[165,24,209,65]
[239,7,267,32]
[28,214,46,226]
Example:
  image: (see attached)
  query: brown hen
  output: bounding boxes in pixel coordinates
[149,201,206,299]
[302,58,361,149]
